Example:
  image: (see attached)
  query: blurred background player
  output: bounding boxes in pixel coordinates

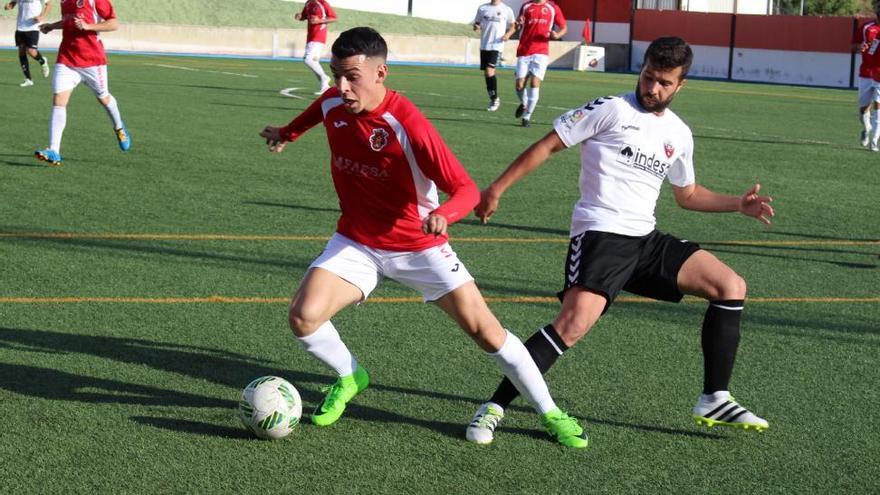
[295,0,336,95]
[472,0,515,112]
[513,0,566,127]
[466,37,773,445]
[853,5,880,150]
[259,26,587,448]
[5,0,51,87]
[34,0,130,167]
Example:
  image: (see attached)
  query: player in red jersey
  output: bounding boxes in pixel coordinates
[512,0,566,127]
[854,6,880,150]
[295,0,336,95]
[259,27,588,448]
[33,0,129,167]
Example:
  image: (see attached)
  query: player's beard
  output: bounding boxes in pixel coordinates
[635,81,676,113]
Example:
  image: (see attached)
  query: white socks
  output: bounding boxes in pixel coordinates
[862,109,872,134]
[296,320,357,377]
[103,95,124,130]
[871,111,880,144]
[304,56,329,86]
[525,87,540,117]
[49,105,66,152]
[490,330,556,414]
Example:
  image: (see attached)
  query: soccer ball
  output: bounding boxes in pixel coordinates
[238,376,302,440]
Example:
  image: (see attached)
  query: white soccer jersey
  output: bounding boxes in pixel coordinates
[553,92,696,238]
[15,0,46,32]
[474,2,515,51]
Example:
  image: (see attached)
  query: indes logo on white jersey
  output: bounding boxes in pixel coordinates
[369,128,389,151]
[615,144,671,179]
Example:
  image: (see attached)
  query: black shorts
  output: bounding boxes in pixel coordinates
[480,50,501,70]
[15,30,40,48]
[558,230,701,311]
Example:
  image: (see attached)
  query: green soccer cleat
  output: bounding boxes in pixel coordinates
[541,408,589,449]
[311,365,369,427]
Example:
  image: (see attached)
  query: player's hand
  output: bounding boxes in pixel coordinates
[73,15,90,31]
[294,13,302,20]
[422,214,448,236]
[739,183,774,225]
[502,34,511,41]
[862,41,870,52]
[39,23,52,33]
[4,3,13,11]
[260,126,288,153]
[550,31,561,40]
[475,187,501,224]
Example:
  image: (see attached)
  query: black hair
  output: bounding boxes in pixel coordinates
[643,36,693,79]
[331,27,388,60]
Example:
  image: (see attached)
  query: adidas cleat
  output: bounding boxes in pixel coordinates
[466,402,504,445]
[41,63,50,78]
[521,118,531,127]
[34,148,62,166]
[311,365,369,426]
[541,408,589,448]
[693,394,769,432]
[116,125,131,152]
[487,99,500,112]
[20,79,34,87]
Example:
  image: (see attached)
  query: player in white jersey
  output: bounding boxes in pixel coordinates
[4,0,51,87]
[473,0,515,111]
[465,37,775,445]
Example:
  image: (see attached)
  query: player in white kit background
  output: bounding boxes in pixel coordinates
[472,0,515,112]
[465,37,775,445]
[259,27,588,448]
[5,0,52,87]
[34,0,130,167]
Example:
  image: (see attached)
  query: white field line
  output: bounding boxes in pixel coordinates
[144,63,258,78]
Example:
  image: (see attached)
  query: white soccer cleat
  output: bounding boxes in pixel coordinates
[871,140,879,152]
[315,76,331,95]
[861,130,870,147]
[487,99,500,112]
[693,392,768,431]
[41,63,50,78]
[466,402,504,444]
[20,79,34,87]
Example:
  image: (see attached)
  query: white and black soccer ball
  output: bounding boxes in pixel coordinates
[238,376,302,440]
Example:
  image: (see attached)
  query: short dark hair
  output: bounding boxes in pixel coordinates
[643,36,693,79]
[331,27,388,60]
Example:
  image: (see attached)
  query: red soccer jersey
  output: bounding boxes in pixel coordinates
[279,88,479,252]
[300,0,336,44]
[516,0,566,57]
[854,20,880,79]
[57,0,116,67]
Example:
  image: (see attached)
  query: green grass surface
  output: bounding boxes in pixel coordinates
[0,0,476,37]
[1,52,878,493]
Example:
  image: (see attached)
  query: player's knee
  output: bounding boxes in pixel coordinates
[716,272,747,300]
[288,305,322,336]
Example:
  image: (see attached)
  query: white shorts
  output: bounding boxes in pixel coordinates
[53,64,109,98]
[515,54,550,80]
[858,76,880,107]
[309,233,474,302]
[304,41,325,61]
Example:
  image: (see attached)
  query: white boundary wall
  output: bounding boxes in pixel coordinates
[0,19,581,67]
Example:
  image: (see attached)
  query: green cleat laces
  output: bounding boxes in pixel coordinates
[311,365,370,427]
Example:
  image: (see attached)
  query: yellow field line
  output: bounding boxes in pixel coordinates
[0,296,877,304]
[0,232,877,246]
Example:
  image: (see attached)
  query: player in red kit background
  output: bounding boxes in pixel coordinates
[259,27,588,448]
[512,0,566,127]
[853,5,880,151]
[34,0,130,167]
[295,0,336,95]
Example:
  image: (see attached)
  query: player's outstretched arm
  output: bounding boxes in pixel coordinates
[39,20,62,33]
[672,183,774,225]
[74,16,117,32]
[259,126,289,153]
[476,130,566,224]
